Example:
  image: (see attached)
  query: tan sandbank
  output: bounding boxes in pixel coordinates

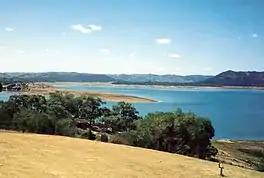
[50,82,264,91]
[17,83,156,103]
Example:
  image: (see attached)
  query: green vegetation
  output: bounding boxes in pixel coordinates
[1,92,264,172]
[0,72,114,83]
[0,92,216,160]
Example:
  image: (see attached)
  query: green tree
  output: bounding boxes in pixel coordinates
[126,109,216,159]
[47,91,77,119]
[0,101,14,129]
[0,83,3,92]
[26,95,47,113]
[47,92,78,134]
[13,108,74,136]
[103,102,141,132]
[75,95,105,139]
[13,109,39,133]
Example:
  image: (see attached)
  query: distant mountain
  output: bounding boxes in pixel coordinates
[200,70,264,86]
[109,74,212,83]
[0,72,115,83]
[2,71,264,87]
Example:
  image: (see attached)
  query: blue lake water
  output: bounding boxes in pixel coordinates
[1,85,264,140]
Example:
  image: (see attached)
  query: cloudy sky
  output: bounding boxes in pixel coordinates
[0,0,263,75]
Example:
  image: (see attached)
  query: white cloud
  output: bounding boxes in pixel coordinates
[99,48,111,55]
[44,48,50,52]
[156,38,171,44]
[129,51,137,57]
[252,33,258,38]
[88,24,102,31]
[168,53,181,58]
[71,24,102,33]
[5,27,14,32]
[72,24,91,33]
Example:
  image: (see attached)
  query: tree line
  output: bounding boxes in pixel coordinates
[0,91,217,160]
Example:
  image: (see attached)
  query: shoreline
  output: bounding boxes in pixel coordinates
[13,87,157,103]
[49,82,264,91]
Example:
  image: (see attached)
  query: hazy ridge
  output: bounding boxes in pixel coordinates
[1,70,264,87]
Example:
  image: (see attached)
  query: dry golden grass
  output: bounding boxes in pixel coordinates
[213,140,264,170]
[0,133,263,178]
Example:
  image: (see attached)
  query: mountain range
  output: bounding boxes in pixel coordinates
[109,74,212,83]
[1,70,264,87]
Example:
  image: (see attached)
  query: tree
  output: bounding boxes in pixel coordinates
[13,108,74,136]
[75,95,105,137]
[13,109,39,133]
[47,92,78,134]
[126,109,216,159]
[0,101,14,129]
[47,91,77,119]
[26,95,47,113]
[107,102,141,132]
[0,83,3,92]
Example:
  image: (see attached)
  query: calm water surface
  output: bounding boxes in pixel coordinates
[1,85,264,140]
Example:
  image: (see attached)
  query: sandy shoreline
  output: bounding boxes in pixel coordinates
[17,85,157,103]
[5,81,263,103]
[49,82,264,91]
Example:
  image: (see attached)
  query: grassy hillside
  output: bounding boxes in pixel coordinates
[213,140,264,171]
[0,133,263,178]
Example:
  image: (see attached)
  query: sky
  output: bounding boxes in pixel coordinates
[0,0,263,75]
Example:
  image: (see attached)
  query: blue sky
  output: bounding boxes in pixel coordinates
[0,0,263,75]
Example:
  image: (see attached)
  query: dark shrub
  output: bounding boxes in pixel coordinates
[110,134,130,145]
[81,130,96,140]
[100,133,109,142]
[255,158,264,172]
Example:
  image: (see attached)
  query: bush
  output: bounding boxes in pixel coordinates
[55,118,76,136]
[100,133,109,142]
[110,134,130,145]
[81,130,96,140]
[120,130,139,145]
[255,158,264,172]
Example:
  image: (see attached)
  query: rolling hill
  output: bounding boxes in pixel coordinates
[112,71,264,87]
[2,71,264,87]
[0,72,115,83]
[109,74,212,83]
[0,132,263,178]
[200,70,264,86]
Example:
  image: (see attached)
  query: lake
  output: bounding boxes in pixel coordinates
[1,85,264,140]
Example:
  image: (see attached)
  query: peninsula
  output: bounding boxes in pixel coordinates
[3,82,156,103]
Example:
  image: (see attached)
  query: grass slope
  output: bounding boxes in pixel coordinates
[213,140,264,170]
[0,133,263,178]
